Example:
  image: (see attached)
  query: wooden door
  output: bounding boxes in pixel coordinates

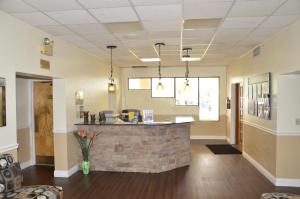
[34,81,54,164]
[235,84,243,149]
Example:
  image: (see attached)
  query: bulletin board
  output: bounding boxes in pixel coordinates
[248,73,271,120]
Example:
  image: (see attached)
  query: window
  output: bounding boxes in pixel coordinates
[175,78,198,105]
[151,78,175,98]
[199,78,219,121]
[128,78,151,90]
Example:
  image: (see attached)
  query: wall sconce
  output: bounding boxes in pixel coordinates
[75,91,84,105]
[108,83,116,93]
[41,37,54,56]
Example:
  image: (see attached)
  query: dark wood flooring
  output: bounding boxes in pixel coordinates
[22,140,300,199]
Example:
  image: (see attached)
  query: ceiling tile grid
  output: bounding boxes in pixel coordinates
[0,0,299,67]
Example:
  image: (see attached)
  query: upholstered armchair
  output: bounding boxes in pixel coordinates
[0,154,63,199]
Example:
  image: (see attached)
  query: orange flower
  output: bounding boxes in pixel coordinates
[91,132,97,140]
[79,130,86,138]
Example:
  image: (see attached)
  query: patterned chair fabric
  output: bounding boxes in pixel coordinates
[0,154,63,199]
[262,193,300,199]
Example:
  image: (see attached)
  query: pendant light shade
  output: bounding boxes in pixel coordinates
[183,47,192,93]
[155,42,165,90]
[107,45,117,93]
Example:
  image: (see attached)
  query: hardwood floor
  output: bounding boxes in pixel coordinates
[22,140,300,199]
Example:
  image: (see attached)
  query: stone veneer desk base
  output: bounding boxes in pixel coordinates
[76,118,193,173]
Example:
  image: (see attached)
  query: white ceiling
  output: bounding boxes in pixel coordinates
[0,0,300,67]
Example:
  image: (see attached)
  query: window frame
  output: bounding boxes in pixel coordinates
[151,77,175,98]
[175,77,199,106]
[198,76,220,122]
[128,77,151,90]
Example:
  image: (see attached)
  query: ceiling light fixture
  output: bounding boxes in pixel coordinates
[181,57,201,61]
[183,47,192,93]
[141,58,160,62]
[107,45,117,93]
[155,42,165,91]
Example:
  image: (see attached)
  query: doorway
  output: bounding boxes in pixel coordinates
[234,83,243,150]
[33,81,54,166]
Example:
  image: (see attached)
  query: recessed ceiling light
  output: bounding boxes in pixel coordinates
[181,57,201,61]
[141,58,160,62]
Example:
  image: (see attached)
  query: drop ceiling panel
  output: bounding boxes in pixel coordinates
[38,25,74,35]
[214,28,252,43]
[260,15,300,28]
[274,0,300,16]
[0,0,36,13]
[184,0,233,19]
[104,22,144,33]
[222,17,266,28]
[183,38,211,45]
[57,34,88,43]
[12,12,59,26]
[89,7,138,23]
[67,23,109,35]
[82,33,117,42]
[183,29,215,39]
[72,41,97,48]
[148,31,181,39]
[142,20,181,31]
[77,0,130,8]
[228,0,285,17]
[46,10,97,24]
[114,31,148,41]
[135,4,182,21]
[122,39,153,47]
[24,0,82,11]
[131,0,181,6]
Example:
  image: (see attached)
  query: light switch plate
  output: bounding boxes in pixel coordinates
[296,118,300,125]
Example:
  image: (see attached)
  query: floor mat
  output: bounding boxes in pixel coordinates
[206,144,242,155]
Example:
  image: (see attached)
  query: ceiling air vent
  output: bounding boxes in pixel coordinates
[253,46,261,57]
[132,66,148,69]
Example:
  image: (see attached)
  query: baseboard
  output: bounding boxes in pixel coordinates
[190,136,226,140]
[20,160,32,170]
[54,164,79,178]
[276,178,300,187]
[243,151,300,187]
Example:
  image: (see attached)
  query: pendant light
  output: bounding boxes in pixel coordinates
[107,45,117,92]
[183,47,192,93]
[155,42,165,90]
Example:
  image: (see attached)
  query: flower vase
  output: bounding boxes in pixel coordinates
[82,160,90,175]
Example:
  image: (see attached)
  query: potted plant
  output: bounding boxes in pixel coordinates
[74,130,99,175]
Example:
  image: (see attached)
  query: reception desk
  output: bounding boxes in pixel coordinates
[75,116,194,173]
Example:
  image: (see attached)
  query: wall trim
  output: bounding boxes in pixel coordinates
[53,127,77,134]
[242,120,277,135]
[0,143,19,154]
[243,120,300,136]
[20,160,32,170]
[54,164,79,178]
[243,151,300,187]
[17,126,30,131]
[190,136,226,140]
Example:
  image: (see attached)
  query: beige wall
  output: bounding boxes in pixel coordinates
[227,19,300,180]
[276,136,300,179]
[243,124,277,176]
[121,66,227,137]
[0,11,121,172]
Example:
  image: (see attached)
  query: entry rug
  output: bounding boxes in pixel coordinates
[206,144,241,155]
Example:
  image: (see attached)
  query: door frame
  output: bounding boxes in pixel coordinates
[230,82,243,145]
